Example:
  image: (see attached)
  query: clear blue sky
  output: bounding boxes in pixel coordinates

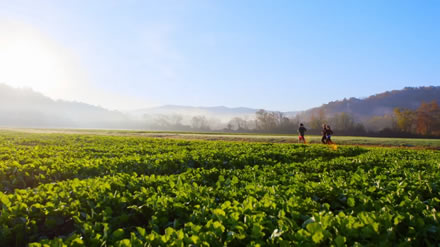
[0,0,439,111]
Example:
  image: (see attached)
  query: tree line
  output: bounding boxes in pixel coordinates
[392,101,440,136]
[145,101,440,138]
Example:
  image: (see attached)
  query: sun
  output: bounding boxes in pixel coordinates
[0,21,80,98]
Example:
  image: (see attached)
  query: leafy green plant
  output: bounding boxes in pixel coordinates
[0,132,439,246]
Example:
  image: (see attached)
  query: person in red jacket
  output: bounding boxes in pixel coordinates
[298,123,307,143]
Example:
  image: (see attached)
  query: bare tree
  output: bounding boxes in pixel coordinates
[191,115,210,130]
[255,109,277,131]
[228,117,249,131]
[309,109,326,129]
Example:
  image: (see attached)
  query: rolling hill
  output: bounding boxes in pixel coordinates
[0,84,130,128]
[1,83,439,131]
[304,86,440,120]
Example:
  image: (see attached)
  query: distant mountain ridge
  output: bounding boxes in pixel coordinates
[1,83,439,130]
[0,84,129,128]
[130,105,299,119]
[0,84,283,129]
[305,86,440,120]
[130,105,258,119]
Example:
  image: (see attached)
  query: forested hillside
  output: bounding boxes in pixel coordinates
[1,84,439,136]
[306,86,440,120]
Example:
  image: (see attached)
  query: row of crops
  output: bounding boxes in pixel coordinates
[0,131,439,246]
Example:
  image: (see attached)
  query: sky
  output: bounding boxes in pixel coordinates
[0,0,439,111]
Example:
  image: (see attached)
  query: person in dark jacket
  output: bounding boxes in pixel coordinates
[326,125,334,144]
[298,123,307,143]
[321,124,328,144]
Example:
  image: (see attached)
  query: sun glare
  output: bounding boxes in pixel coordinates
[0,22,79,98]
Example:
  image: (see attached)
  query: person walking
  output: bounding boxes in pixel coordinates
[298,123,307,143]
[321,124,328,144]
[326,125,334,144]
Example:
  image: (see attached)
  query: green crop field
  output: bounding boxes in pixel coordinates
[0,130,439,246]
